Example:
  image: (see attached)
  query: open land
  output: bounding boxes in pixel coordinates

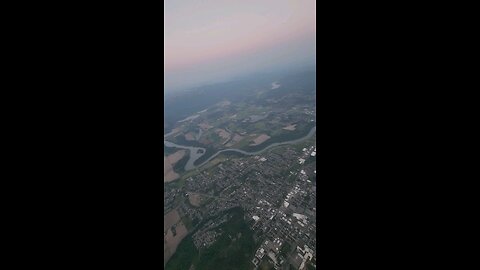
[250,134,271,146]
[283,124,297,131]
[184,132,196,141]
[215,128,230,140]
[164,209,188,266]
[164,150,186,182]
[188,193,204,207]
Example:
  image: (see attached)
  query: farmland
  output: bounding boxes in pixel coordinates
[164,209,189,266]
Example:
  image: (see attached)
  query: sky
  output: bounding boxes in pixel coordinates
[164,0,316,92]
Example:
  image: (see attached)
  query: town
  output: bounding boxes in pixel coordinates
[165,140,316,270]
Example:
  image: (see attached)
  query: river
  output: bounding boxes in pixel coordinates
[164,125,316,171]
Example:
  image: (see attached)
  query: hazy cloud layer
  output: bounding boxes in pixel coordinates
[164,0,316,92]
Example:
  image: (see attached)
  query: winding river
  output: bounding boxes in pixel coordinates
[164,126,316,171]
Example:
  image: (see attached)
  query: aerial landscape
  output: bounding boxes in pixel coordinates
[164,1,316,269]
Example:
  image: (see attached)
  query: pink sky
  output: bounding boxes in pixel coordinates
[164,0,315,91]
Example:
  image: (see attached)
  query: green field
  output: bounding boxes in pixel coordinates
[173,152,189,173]
[165,207,255,270]
[165,235,198,270]
[193,146,217,166]
[239,121,315,152]
[164,146,179,156]
[181,215,194,231]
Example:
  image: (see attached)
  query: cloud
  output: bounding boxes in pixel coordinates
[164,0,315,92]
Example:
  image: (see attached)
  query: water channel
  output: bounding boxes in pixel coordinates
[164,126,316,171]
